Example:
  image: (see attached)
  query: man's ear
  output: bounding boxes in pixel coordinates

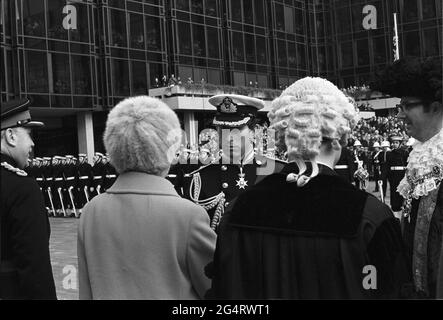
[3,128,18,147]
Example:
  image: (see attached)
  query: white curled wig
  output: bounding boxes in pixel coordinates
[104,96,182,175]
[268,77,358,186]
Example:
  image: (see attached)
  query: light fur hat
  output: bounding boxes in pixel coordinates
[268,77,358,186]
[103,96,182,175]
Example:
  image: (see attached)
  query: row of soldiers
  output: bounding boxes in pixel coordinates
[335,136,411,212]
[25,152,117,217]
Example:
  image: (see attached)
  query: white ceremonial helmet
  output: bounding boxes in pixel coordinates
[381,141,390,148]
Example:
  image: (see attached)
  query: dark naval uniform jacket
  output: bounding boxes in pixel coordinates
[0,154,56,299]
[182,152,276,228]
[207,163,410,299]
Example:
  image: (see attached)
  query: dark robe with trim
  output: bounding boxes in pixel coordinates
[207,163,410,299]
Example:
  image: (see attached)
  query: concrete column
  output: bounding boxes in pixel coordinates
[184,111,198,148]
[77,112,95,165]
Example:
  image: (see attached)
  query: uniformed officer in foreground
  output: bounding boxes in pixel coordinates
[182,94,270,230]
[0,98,56,299]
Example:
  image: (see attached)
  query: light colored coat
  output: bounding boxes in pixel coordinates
[77,172,216,300]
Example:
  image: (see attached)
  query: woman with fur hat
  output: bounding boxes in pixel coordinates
[77,96,216,299]
[208,77,409,299]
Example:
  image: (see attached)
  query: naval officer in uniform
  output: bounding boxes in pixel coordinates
[0,98,56,299]
[183,94,270,230]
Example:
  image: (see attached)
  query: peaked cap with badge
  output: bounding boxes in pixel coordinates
[209,94,264,128]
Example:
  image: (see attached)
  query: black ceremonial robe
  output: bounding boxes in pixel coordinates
[207,163,410,299]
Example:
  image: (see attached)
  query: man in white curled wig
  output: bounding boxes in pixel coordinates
[77,96,216,299]
[208,77,410,299]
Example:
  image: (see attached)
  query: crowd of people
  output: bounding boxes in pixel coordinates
[1,57,442,300]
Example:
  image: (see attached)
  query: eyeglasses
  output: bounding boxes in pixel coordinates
[395,101,426,114]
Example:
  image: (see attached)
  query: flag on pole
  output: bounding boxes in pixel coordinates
[393,13,400,61]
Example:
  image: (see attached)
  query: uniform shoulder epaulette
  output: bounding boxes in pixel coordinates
[1,161,28,177]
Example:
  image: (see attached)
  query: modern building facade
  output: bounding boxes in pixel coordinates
[1,0,441,158]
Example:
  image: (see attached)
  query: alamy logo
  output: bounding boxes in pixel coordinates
[362,5,377,30]
[62,5,77,30]
[62,265,78,290]
[362,265,377,290]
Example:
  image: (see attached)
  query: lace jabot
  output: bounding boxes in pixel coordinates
[397,128,443,199]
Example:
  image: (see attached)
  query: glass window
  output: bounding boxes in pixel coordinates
[6,49,12,92]
[404,31,420,56]
[372,36,386,64]
[232,32,244,61]
[26,50,48,92]
[336,7,350,34]
[243,0,253,25]
[297,43,306,69]
[340,42,353,68]
[284,6,294,33]
[245,34,255,63]
[130,13,144,49]
[176,0,189,11]
[72,55,92,95]
[47,0,67,40]
[205,0,217,16]
[112,59,129,96]
[110,9,127,47]
[318,46,326,72]
[146,16,162,51]
[278,40,287,67]
[178,21,192,54]
[231,0,242,22]
[131,61,147,95]
[178,66,193,80]
[193,67,206,82]
[295,8,304,34]
[275,3,285,31]
[51,53,71,94]
[1,49,5,92]
[233,72,245,86]
[207,27,219,58]
[256,36,267,65]
[208,69,221,84]
[316,13,324,37]
[422,0,436,19]
[356,39,369,66]
[149,63,164,87]
[423,28,439,56]
[288,42,296,68]
[192,24,206,57]
[70,3,89,43]
[257,74,268,88]
[23,0,46,37]
[191,0,203,14]
[254,0,264,26]
[351,4,362,32]
[403,0,418,22]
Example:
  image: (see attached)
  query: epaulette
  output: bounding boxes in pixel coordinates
[1,162,28,176]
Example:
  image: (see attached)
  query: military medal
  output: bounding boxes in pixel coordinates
[236,166,248,189]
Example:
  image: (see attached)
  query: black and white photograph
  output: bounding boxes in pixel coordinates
[0,0,442,306]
